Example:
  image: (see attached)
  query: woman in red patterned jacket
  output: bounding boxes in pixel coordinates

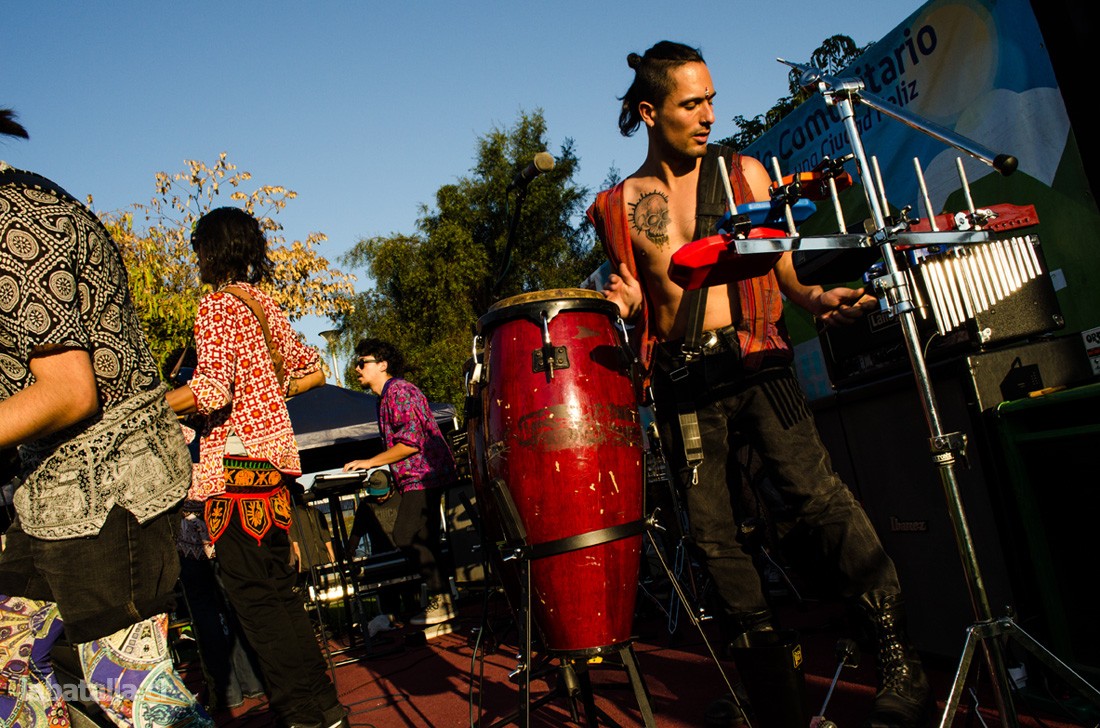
[167,207,346,728]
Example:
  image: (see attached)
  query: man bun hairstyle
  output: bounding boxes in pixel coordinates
[618,41,706,137]
[1,109,29,139]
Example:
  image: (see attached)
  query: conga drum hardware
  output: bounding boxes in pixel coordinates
[533,309,570,377]
[466,334,484,398]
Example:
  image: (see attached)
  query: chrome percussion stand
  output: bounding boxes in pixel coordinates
[775,60,1100,726]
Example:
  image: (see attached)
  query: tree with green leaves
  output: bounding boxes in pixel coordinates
[97,154,356,368]
[719,35,868,151]
[337,110,602,407]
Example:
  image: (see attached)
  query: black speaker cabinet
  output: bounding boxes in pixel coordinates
[445,484,487,584]
[810,336,1091,660]
[991,381,1100,678]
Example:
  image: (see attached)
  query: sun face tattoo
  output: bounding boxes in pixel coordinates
[629,190,670,247]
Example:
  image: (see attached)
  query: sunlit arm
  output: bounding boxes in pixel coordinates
[286,369,325,397]
[0,348,100,448]
[343,443,419,472]
[602,263,645,322]
[774,252,876,327]
[166,385,198,416]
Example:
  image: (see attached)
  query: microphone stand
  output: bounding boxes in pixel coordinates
[779,60,1100,727]
[491,185,530,298]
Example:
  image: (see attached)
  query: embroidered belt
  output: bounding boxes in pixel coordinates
[204,457,293,545]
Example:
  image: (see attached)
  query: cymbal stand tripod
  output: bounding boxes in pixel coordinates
[641,421,716,636]
[779,59,1100,726]
[643,515,752,726]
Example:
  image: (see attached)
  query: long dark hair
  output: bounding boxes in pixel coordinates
[618,41,705,137]
[0,109,29,139]
[190,207,274,286]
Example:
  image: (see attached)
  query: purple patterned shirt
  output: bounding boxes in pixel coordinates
[378,377,455,492]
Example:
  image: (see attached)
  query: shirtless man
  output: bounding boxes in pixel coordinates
[587,42,930,727]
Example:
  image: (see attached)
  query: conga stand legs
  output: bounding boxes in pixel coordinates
[487,478,658,727]
[812,79,1100,725]
[565,646,657,728]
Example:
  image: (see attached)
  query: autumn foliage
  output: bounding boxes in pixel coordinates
[97,153,355,367]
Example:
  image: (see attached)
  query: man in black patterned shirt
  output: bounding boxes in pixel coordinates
[0,109,211,728]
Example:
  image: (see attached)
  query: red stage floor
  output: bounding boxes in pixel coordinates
[202,591,1097,728]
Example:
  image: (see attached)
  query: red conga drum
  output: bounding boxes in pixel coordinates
[467,289,644,654]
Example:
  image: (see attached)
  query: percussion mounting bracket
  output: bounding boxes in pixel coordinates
[532,346,569,375]
[929,431,968,468]
[869,269,916,317]
[534,310,570,378]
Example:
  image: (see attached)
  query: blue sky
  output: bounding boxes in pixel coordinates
[4,1,920,357]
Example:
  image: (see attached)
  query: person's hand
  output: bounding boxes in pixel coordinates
[813,286,878,327]
[603,263,643,321]
[343,459,372,472]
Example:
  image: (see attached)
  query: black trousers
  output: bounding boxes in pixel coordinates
[0,506,179,643]
[214,510,340,725]
[178,555,265,708]
[392,487,453,595]
[652,359,900,621]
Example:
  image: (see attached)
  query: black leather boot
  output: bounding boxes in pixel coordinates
[858,592,933,727]
[321,703,351,728]
[703,689,749,727]
[707,610,810,728]
[705,610,773,727]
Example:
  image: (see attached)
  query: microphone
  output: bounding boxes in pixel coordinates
[507,152,555,191]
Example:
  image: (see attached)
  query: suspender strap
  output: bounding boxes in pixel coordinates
[694,146,733,240]
[674,145,740,481]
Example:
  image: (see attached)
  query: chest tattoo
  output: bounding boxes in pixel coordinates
[629,190,670,247]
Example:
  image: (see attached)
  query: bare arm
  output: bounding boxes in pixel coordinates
[343,442,419,472]
[286,369,325,397]
[166,385,197,415]
[0,348,99,448]
[774,249,877,325]
[742,155,875,326]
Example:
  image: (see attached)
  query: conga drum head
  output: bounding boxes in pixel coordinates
[478,288,618,334]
